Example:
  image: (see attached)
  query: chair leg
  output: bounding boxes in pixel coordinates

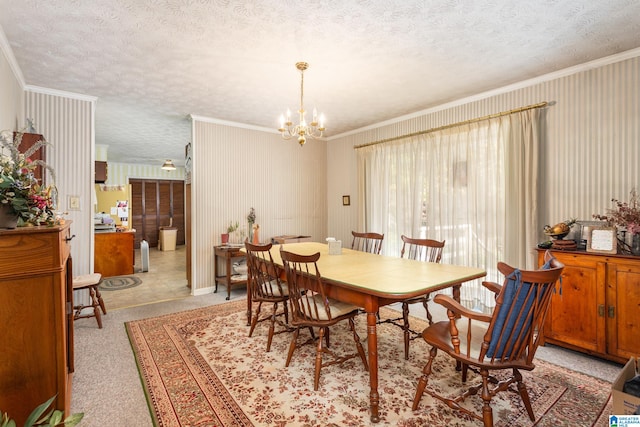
[514,368,535,421]
[314,328,326,391]
[480,368,493,427]
[412,346,437,410]
[266,302,279,352]
[95,286,107,314]
[348,317,369,370]
[89,286,103,329]
[402,302,410,360]
[285,328,300,367]
[248,301,262,337]
[283,299,289,324]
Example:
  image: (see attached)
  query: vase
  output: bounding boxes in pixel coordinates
[632,234,640,256]
[0,204,19,229]
[221,233,229,244]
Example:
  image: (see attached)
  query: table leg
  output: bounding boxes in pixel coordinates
[246,273,252,325]
[366,310,380,423]
[214,250,219,293]
[226,256,231,300]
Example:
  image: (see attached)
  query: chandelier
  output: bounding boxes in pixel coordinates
[278,62,326,146]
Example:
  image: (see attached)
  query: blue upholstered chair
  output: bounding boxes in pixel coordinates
[412,251,564,427]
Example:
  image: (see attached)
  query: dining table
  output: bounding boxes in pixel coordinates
[245,241,486,423]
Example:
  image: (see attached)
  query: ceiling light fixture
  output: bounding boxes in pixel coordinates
[278,62,326,146]
[161,159,176,171]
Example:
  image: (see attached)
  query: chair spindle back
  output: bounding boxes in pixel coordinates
[400,235,445,263]
[351,231,384,254]
[280,249,333,324]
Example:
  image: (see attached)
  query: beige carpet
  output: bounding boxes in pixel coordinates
[126,300,612,426]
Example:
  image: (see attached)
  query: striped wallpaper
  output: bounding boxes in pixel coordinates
[106,161,185,186]
[24,89,95,277]
[190,118,327,293]
[327,54,640,264]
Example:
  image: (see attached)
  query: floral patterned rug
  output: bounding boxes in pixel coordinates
[126,300,612,426]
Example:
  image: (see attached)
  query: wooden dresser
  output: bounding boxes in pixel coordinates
[0,223,74,424]
[537,248,640,364]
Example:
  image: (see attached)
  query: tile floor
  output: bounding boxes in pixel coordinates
[99,245,191,311]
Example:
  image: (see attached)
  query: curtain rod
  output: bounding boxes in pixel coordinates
[354,101,549,150]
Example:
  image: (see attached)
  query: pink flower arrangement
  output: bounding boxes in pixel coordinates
[0,130,58,226]
[593,189,640,235]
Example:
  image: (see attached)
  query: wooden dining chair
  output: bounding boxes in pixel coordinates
[245,242,290,352]
[379,235,445,359]
[280,248,369,391]
[412,251,564,427]
[350,231,384,254]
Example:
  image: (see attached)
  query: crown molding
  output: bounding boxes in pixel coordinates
[25,85,97,102]
[189,114,279,134]
[0,24,26,88]
[329,47,640,141]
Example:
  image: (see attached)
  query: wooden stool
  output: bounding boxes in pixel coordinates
[73,273,107,328]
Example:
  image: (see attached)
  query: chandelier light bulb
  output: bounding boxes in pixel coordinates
[277,62,326,146]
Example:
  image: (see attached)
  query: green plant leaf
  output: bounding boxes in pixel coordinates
[24,396,56,427]
[1,411,17,427]
[62,413,84,426]
[47,410,62,426]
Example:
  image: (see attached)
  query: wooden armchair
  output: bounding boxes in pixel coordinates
[245,242,290,352]
[280,249,369,391]
[379,235,445,359]
[350,231,384,254]
[412,251,564,427]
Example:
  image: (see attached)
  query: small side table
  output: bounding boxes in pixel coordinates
[213,245,247,301]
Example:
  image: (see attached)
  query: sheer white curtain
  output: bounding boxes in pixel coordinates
[356,109,541,311]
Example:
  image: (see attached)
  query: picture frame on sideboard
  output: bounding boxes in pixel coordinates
[586,226,617,254]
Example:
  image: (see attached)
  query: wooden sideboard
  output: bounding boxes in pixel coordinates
[214,245,247,301]
[0,222,74,424]
[537,248,640,364]
[94,231,135,277]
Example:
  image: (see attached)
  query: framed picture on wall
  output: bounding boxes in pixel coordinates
[342,195,350,206]
[586,226,617,254]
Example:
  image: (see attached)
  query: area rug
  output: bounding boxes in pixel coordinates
[99,275,142,291]
[125,300,612,426]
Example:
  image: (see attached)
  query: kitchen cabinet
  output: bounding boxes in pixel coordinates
[95,161,107,183]
[0,223,74,425]
[537,249,640,363]
[94,231,135,277]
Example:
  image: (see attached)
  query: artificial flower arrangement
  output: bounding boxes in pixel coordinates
[593,188,640,254]
[593,189,640,234]
[0,129,58,227]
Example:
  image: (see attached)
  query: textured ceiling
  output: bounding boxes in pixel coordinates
[2,0,640,166]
